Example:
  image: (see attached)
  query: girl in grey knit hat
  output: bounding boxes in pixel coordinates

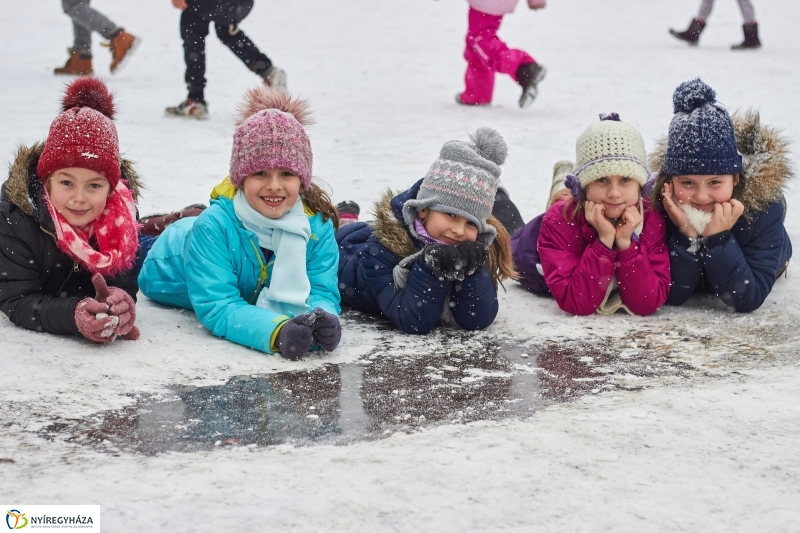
[335,128,517,334]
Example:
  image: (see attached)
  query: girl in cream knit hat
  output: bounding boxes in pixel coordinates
[512,113,671,316]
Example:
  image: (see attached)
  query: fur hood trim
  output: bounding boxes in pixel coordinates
[5,143,142,218]
[649,110,793,216]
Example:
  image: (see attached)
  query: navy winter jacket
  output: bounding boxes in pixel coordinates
[336,181,499,334]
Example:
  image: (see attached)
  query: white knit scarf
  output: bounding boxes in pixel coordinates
[233,190,311,316]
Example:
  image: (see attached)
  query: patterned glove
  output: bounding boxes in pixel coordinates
[74,297,118,343]
[422,244,465,281]
[91,274,140,340]
[456,242,489,276]
[308,308,341,352]
[275,315,314,360]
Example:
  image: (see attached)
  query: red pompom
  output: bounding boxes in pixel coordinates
[61,77,115,119]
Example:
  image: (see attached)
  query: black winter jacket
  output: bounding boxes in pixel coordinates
[0,144,142,335]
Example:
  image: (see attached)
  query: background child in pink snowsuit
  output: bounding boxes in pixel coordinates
[458,0,546,108]
[511,114,671,316]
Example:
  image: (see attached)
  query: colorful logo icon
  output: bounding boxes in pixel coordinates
[5,510,28,530]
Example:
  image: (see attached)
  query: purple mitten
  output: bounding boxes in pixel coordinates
[275,314,314,360]
[308,308,341,352]
[75,298,118,343]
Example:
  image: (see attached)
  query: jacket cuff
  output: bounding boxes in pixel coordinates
[672,230,692,249]
[270,320,288,353]
[702,231,731,250]
[616,241,640,262]
[591,239,618,262]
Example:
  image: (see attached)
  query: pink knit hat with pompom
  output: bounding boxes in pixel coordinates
[229,87,314,188]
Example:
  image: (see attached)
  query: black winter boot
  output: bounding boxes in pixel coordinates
[669,18,706,46]
[732,22,761,49]
[516,62,547,108]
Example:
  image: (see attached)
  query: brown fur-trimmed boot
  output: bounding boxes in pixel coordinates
[54,50,93,75]
[107,30,139,73]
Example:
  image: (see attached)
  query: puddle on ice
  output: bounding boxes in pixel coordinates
[40,327,699,455]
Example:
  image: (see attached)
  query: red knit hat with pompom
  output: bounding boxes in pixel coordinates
[37,78,121,189]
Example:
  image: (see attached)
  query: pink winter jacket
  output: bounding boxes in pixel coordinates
[538,199,671,316]
[468,0,519,16]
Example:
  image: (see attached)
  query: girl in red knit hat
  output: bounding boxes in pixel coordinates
[0,77,142,343]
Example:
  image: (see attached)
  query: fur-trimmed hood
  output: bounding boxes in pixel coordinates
[649,110,793,216]
[2,142,142,225]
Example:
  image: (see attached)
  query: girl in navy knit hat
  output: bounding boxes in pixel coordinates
[649,78,793,312]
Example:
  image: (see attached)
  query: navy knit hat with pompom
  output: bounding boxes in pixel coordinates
[662,78,742,176]
[403,127,507,245]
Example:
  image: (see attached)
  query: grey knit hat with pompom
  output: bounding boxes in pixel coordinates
[403,127,507,245]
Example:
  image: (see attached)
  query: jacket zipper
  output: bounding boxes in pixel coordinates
[247,239,268,304]
[41,226,79,295]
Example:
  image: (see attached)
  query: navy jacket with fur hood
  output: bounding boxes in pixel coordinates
[0,144,142,335]
[336,180,499,334]
[650,111,793,312]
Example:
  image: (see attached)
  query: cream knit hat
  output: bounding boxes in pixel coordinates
[563,113,651,199]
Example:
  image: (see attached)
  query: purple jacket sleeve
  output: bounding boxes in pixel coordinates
[537,204,617,316]
[615,208,671,316]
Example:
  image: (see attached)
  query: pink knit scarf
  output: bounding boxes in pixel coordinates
[43,181,140,277]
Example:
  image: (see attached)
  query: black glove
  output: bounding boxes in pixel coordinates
[422,244,465,281]
[275,315,314,360]
[308,308,341,352]
[456,241,489,276]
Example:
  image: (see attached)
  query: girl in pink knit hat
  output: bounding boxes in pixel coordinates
[139,87,342,360]
[455,0,547,108]
[0,78,142,343]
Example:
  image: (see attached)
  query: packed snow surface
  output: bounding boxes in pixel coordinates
[1,0,799,531]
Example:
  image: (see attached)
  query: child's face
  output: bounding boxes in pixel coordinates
[418,208,479,244]
[584,175,641,219]
[671,174,738,212]
[45,167,111,229]
[242,168,303,219]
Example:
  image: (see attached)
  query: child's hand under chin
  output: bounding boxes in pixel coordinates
[703,199,744,236]
[614,205,641,251]
[662,182,699,239]
[584,201,616,249]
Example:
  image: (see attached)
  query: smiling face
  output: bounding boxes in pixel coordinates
[418,208,479,245]
[45,167,111,229]
[583,175,641,219]
[671,174,738,212]
[241,168,303,219]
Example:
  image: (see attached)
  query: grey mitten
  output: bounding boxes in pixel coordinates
[275,315,314,360]
[422,244,465,281]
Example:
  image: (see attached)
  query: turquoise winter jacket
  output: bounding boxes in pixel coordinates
[138,193,340,353]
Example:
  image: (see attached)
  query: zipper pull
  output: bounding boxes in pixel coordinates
[73,261,79,272]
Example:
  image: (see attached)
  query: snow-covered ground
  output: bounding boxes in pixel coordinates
[1,0,799,531]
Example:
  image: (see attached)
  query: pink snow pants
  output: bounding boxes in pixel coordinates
[460,8,535,105]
